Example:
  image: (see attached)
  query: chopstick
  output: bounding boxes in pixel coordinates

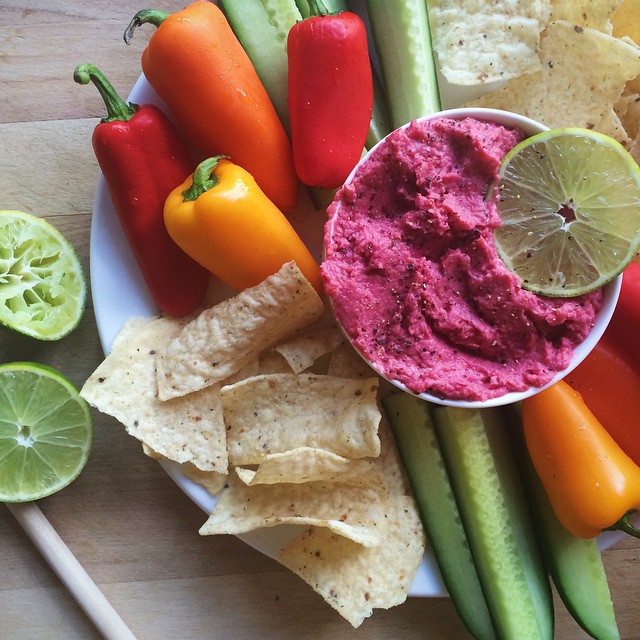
[7,502,137,640]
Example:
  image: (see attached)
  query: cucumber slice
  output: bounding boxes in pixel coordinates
[382,393,498,640]
[219,0,301,130]
[433,406,554,640]
[366,73,392,148]
[365,0,441,128]
[507,408,620,640]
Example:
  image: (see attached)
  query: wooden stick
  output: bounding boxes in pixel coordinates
[7,502,137,640]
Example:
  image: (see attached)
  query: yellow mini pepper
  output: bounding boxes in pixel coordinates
[164,156,322,293]
[522,380,640,539]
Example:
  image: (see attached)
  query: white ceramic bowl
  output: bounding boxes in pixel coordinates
[324,107,622,409]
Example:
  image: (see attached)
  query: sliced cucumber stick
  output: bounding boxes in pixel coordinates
[219,0,301,129]
[382,393,497,640]
[365,0,441,128]
[433,406,554,640]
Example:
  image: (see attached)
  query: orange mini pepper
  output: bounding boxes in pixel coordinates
[164,156,322,293]
[125,0,298,212]
[522,380,640,539]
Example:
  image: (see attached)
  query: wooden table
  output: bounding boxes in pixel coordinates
[1,3,638,638]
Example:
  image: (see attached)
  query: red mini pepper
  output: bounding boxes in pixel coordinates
[74,64,209,317]
[565,260,640,465]
[287,0,373,189]
[603,261,640,364]
[566,336,640,466]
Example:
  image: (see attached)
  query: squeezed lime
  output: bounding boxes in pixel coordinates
[0,362,93,502]
[494,128,640,296]
[0,210,86,340]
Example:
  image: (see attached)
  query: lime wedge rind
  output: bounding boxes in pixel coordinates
[0,210,87,341]
[0,362,93,502]
[494,128,640,297]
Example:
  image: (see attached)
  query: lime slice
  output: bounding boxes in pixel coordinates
[494,128,640,296]
[0,210,86,340]
[0,362,93,502]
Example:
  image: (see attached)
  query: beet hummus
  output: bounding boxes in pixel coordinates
[321,116,603,402]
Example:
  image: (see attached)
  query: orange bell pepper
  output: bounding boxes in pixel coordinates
[124,0,298,212]
[163,156,321,293]
[522,380,640,539]
[565,335,640,467]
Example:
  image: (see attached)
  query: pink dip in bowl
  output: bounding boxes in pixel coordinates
[321,108,619,406]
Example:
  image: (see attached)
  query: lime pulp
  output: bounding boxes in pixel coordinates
[0,210,87,340]
[0,362,93,502]
[494,128,640,297]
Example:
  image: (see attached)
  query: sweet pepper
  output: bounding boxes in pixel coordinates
[125,0,298,212]
[73,63,209,317]
[602,261,640,364]
[287,0,373,188]
[522,380,640,539]
[566,334,640,467]
[163,156,322,293]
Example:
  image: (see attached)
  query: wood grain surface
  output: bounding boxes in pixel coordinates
[1,3,638,639]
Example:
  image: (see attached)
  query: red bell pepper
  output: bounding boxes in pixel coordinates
[564,260,640,465]
[74,64,209,317]
[604,261,640,364]
[287,0,373,189]
[565,335,640,466]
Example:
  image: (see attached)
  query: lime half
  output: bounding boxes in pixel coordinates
[0,210,86,340]
[494,128,640,296]
[0,362,93,502]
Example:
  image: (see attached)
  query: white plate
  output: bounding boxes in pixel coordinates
[90,72,631,600]
[90,71,449,596]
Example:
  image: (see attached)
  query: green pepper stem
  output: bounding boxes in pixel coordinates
[307,0,332,17]
[123,8,170,45]
[73,64,136,123]
[605,512,640,539]
[182,156,229,202]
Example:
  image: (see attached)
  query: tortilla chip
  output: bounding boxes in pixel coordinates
[327,342,375,379]
[374,416,413,497]
[199,473,386,548]
[156,262,325,400]
[630,131,640,163]
[80,316,228,474]
[595,108,632,146]
[428,0,551,85]
[222,373,381,465]
[257,348,294,374]
[612,0,640,44]
[235,447,386,490]
[551,0,622,33]
[468,20,640,142]
[181,463,228,497]
[278,495,426,627]
[274,322,344,374]
[141,444,227,495]
[616,92,640,139]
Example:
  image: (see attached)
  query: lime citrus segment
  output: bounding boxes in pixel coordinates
[494,128,640,296]
[0,210,87,340]
[0,362,93,502]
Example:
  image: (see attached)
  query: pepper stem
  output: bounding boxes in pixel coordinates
[182,156,229,202]
[307,0,332,16]
[73,64,136,123]
[123,8,170,45]
[605,512,640,539]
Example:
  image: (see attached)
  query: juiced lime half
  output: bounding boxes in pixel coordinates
[0,210,86,340]
[0,362,93,502]
[494,128,640,296]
